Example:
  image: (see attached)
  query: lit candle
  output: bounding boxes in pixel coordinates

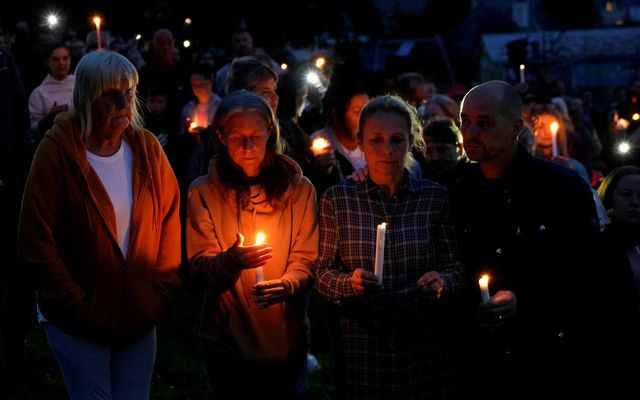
[254,232,266,283]
[550,121,559,157]
[93,16,102,50]
[374,222,387,284]
[632,113,639,121]
[479,274,490,303]
[311,137,330,156]
[519,64,525,84]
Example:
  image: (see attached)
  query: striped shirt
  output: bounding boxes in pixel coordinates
[314,173,463,399]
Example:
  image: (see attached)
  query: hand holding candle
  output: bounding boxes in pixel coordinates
[226,232,272,273]
[479,274,491,303]
[374,222,387,284]
[550,121,559,157]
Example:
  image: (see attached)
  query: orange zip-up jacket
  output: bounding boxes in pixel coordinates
[18,112,182,345]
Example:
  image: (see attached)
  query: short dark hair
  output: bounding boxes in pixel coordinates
[226,56,277,94]
[191,63,215,81]
[423,118,463,145]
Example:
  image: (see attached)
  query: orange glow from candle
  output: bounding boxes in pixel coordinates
[479,274,490,303]
[254,232,266,245]
[311,137,330,156]
[93,16,102,50]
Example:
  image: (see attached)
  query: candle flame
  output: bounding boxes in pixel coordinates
[479,275,489,287]
[550,121,559,135]
[315,57,326,69]
[617,118,630,130]
[519,64,525,71]
[255,232,266,245]
[311,137,330,155]
[632,113,639,121]
[93,16,101,27]
[189,122,198,129]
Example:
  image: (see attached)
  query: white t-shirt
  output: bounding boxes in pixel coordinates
[86,139,134,258]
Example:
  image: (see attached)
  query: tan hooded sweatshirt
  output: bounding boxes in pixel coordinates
[18,112,182,345]
[187,155,318,362]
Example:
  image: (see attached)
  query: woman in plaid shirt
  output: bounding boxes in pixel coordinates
[314,95,464,399]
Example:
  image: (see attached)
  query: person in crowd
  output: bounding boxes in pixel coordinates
[0,46,31,397]
[392,71,436,114]
[450,80,602,399]
[422,94,460,127]
[195,47,217,71]
[276,65,315,168]
[28,43,75,137]
[594,165,640,396]
[215,24,281,97]
[186,90,318,399]
[17,51,182,399]
[225,55,337,203]
[180,63,222,184]
[11,23,55,94]
[145,84,173,148]
[138,28,192,131]
[143,83,187,195]
[524,102,609,229]
[314,94,463,399]
[414,117,472,185]
[309,65,370,190]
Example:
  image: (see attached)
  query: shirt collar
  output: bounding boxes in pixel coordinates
[359,169,419,197]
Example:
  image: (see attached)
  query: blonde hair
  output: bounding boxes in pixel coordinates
[358,94,426,170]
[73,51,144,137]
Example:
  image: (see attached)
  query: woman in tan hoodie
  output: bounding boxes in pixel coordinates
[18,51,181,399]
[186,90,318,399]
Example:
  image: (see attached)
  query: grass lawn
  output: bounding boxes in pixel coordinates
[4,278,334,399]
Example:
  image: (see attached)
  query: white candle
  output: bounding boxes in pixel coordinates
[550,121,559,157]
[311,137,330,156]
[254,232,265,283]
[519,64,525,84]
[93,17,102,50]
[479,274,490,303]
[374,222,387,284]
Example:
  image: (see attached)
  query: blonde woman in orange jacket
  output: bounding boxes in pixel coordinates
[18,50,181,399]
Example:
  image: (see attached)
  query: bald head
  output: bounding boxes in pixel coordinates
[153,29,174,43]
[459,80,524,175]
[463,80,523,122]
[152,29,175,65]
